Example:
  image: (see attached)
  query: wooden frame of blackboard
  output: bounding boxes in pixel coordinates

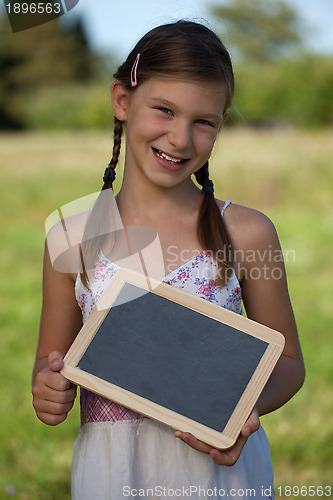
[62,268,285,449]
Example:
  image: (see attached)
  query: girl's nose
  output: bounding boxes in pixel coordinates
[168,121,192,152]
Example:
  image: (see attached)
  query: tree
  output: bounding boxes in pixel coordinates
[0,14,104,128]
[211,0,305,63]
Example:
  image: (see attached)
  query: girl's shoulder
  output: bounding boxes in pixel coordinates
[216,199,279,252]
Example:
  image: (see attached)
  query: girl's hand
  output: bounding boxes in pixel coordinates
[175,407,260,466]
[32,351,77,426]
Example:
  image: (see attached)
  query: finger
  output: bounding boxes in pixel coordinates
[210,434,248,466]
[39,370,72,392]
[48,351,64,372]
[175,432,213,455]
[36,410,69,426]
[175,431,247,467]
[34,397,75,416]
[44,385,77,403]
[33,375,76,400]
[49,372,72,392]
[241,408,260,438]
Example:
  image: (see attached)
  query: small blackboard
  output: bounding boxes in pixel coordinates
[62,268,284,449]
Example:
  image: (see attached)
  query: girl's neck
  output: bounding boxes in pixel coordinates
[116,173,203,226]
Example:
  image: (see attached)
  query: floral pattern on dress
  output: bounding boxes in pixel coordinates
[75,251,120,321]
[162,250,243,314]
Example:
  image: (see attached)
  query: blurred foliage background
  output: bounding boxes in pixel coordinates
[0,0,333,130]
[1,0,332,498]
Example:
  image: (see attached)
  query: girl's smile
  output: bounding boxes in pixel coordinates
[152,147,190,171]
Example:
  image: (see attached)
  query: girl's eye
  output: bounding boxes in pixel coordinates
[196,119,213,126]
[158,107,172,115]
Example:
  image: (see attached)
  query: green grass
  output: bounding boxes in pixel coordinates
[0,128,332,498]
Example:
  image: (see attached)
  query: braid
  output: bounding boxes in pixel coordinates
[195,162,233,286]
[103,117,123,191]
[110,117,123,169]
[194,161,209,186]
[80,118,124,288]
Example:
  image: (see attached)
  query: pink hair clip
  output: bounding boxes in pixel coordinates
[131,53,140,87]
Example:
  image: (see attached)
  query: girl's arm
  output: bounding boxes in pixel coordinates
[32,241,83,425]
[238,208,305,415]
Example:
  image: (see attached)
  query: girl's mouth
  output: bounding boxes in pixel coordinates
[153,148,187,165]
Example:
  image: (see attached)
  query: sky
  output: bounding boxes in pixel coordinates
[63,0,333,60]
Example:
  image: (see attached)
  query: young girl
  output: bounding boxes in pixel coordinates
[32,20,305,499]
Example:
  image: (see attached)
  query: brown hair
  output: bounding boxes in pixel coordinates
[81,20,234,287]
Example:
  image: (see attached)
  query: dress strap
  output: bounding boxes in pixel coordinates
[221,199,232,216]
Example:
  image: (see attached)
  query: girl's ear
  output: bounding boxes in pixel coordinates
[219,111,229,132]
[111,80,129,121]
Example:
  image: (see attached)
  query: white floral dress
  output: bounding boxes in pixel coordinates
[71,201,275,500]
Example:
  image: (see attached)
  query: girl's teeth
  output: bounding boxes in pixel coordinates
[156,149,183,164]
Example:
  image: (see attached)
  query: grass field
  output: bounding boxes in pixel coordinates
[0,128,332,499]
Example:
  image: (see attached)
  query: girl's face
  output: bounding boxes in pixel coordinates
[112,77,228,190]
